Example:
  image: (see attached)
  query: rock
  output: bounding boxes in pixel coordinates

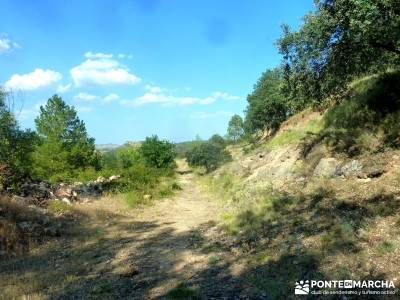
[11,195,28,205]
[95,176,106,183]
[44,226,59,236]
[338,160,363,177]
[18,221,31,231]
[108,175,120,181]
[143,194,152,201]
[61,198,71,205]
[55,185,73,199]
[313,158,340,178]
[120,266,139,277]
[362,166,384,178]
[20,181,52,200]
[40,215,51,225]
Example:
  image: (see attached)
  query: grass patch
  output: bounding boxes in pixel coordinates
[166,283,200,299]
[47,200,73,214]
[207,255,220,265]
[265,116,323,149]
[377,241,396,254]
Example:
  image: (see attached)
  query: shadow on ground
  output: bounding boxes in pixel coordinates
[1,189,400,299]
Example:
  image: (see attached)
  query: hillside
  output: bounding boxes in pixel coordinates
[200,75,400,297]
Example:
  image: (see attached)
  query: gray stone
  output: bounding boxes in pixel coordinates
[313,158,340,178]
[339,160,363,177]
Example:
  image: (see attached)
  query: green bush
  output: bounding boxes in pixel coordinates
[139,135,176,169]
[185,141,231,173]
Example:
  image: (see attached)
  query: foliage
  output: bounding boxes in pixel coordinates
[32,95,98,181]
[185,141,231,173]
[226,114,245,142]
[208,134,226,147]
[244,68,289,133]
[278,0,400,107]
[0,90,37,191]
[139,135,176,169]
[175,140,203,158]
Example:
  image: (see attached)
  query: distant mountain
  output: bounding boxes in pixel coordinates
[96,143,121,151]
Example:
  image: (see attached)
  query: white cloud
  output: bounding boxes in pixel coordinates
[125,90,241,107]
[212,91,240,101]
[70,55,140,87]
[84,51,113,59]
[5,68,62,90]
[103,93,119,103]
[0,36,20,54]
[145,84,162,94]
[74,92,98,102]
[190,111,234,119]
[57,83,72,93]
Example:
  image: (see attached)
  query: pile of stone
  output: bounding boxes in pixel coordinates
[16,175,121,205]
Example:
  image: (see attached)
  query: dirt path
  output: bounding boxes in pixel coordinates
[0,168,259,299]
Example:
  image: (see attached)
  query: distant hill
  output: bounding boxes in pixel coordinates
[95,144,120,151]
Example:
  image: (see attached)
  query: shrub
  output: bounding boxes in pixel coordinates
[185,141,231,172]
[139,135,176,169]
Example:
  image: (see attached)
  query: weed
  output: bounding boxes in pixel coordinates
[166,283,200,299]
[47,200,73,214]
[321,221,358,252]
[207,255,220,265]
[377,241,396,254]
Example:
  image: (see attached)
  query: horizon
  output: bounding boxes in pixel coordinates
[0,0,313,144]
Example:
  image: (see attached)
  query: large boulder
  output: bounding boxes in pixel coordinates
[313,158,340,178]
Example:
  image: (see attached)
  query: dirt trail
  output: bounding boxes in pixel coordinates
[0,167,256,299]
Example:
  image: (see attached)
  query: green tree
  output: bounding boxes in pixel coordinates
[208,134,226,147]
[244,68,288,133]
[115,145,141,169]
[32,95,97,181]
[227,114,244,142]
[185,141,231,173]
[139,135,176,169]
[0,89,37,190]
[277,0,400,107]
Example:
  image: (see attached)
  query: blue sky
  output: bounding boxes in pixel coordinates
[0,0,313,144]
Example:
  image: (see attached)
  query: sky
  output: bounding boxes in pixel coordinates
[0,0,313,144]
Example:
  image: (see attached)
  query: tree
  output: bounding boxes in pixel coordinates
[227,115,244,142]
[185,141,231,173]
[244,68,288,133]
[0,89,37,190]
[209,134,226,147]
[115,145,141,169]
[32,95,97,181]
[139,135,176,169]
[277,0,400,107]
